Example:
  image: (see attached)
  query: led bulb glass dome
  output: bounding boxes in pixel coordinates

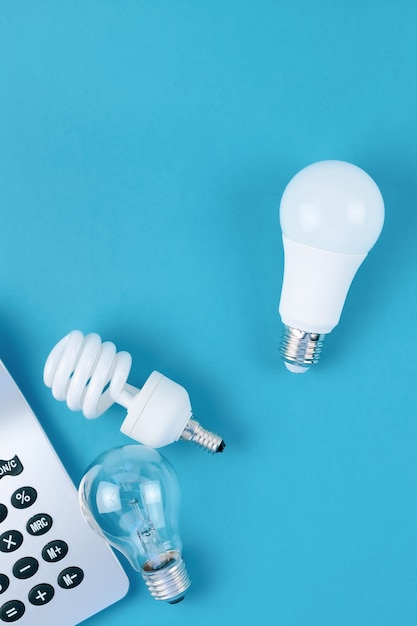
[278,160,385,372]
[79,445,191,603]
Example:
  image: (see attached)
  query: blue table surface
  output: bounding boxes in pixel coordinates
[1,2,417,625]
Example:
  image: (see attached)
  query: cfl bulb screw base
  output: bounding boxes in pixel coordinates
[279,325,325,372]
[141,552,191,604]
[181,419,225,453]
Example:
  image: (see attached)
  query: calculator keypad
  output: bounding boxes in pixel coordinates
[0,474,86,622]
[0,363,128,625]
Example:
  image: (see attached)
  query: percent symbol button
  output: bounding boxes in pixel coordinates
[11,487,37,509]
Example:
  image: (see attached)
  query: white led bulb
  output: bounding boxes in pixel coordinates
[278,160,385,372]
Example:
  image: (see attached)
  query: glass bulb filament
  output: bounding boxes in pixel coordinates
[129,498,168,571]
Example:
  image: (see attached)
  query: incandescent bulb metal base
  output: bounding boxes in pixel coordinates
[279,325,326,372]
[180,419,225,453]
[141,552,191,603]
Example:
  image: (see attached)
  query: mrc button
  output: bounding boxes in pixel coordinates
[26,514,53,536]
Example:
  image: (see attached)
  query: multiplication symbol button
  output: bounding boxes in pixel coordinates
[11,487,37,510]
[42,539,68,563]
[0,575,9,595]
[0,599,25,622]
[0,506,7,524]
[13,557,39,580]
[57,566,84,589]
[0,531,23,553]
[26,513,53,536]
[28,583,55,606]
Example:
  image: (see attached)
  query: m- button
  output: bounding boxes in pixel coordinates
[57,566,84,590]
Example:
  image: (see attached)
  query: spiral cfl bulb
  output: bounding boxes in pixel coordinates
[79,445,191,603]
[44,330,225,453]
[278,160,385,372]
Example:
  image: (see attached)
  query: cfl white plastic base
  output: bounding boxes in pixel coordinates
[121,372,192,449]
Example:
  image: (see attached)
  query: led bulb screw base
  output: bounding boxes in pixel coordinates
[141,552,191,604]
[279,325,326,372]
[181,419,225,453]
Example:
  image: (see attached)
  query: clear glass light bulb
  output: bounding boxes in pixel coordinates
[79,445,191,603]
[278,160,385,372]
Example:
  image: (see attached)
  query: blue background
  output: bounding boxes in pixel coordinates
[1,1,417,625]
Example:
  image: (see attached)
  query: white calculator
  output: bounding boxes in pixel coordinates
[0,361,129,624]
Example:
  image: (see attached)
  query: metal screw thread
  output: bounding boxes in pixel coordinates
[141,553,191,603]
[280,325,326,369]
[180,419,225,453]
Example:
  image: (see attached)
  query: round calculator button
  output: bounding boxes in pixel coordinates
[26,514,53,536]
[0,506,7,524]
[42,540,68,563]
[28,583,55,606]
[57,566,84,590]
[0,530,23,553]
[11,487,37,510]
[0,599,25,622]
[0,575,9,595]
[13,557,39,580]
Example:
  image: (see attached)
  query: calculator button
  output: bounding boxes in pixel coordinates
[28,583,55,606]
[0,531,23,553]
[26,513,53,536]
[0,575,9,595]
[11,487,37,510]
[13,557,39,580]
[0,506,7,524]
[42,540,68,563]
[0,599,25,622]
[57,566,84,589]
[0,456,23,480]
